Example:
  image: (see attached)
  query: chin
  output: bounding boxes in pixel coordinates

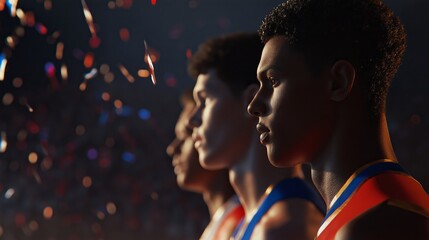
[199,154,227,171]
[268,148,303,168]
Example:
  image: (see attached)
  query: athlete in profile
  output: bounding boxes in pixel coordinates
[248,1,429,239]
[188,32,325,240]
[167,90,243,240]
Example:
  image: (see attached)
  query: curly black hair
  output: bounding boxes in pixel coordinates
[259,0,406,116]
[188,32,263,96]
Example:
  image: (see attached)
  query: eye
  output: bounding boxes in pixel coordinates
[268,76,279,87]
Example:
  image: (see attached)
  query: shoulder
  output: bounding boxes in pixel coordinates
[252,199,323,240]
[335,201,429,240]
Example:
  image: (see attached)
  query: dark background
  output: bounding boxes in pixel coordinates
[0,0,428,239]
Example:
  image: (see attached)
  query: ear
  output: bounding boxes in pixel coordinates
[329,60,356,102]
[241,84,260,115]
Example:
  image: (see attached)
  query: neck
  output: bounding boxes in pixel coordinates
[311,111,396,208]
[202,176,235,217]
[229,135,303,219]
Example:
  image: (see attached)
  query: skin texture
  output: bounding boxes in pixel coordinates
[248,36,335,168]
[191,69,256,170]
[248,36,429,239]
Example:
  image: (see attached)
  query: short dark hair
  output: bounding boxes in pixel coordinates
[188,32,263,95]
[259,0,406,116]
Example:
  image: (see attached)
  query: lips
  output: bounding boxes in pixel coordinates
[256,123,270,144]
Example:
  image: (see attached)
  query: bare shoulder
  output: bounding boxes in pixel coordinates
[335,201,429,240]
[251,199,324,240]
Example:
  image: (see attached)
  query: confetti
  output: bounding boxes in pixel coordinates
[2,93,13,106]
[19,97,33,112]
[44,0,52,10]
[6,36,16,48]
[56,42,64,60]
[137,69,149,78]
[12,77,23,88]
[28,152,38,164]
[81,0,97,37]
[144,41,156,85]
[25,102,34,112]
[118,64,135,83]
[35,23,48,35]
[43,206,53,219]
[5,0,18,17]
[0,54,7,81]
[119,28,130,42]
[84,67,98,80]
[31,168,42,184]
[121,151,135,163]
[186,48,192,59]
[25,11,35,27]
[4,188,15,199]
[0,131,7,153]
[89,36,101,48]
[60,64,68,81]
[138,108,151,120]
[44,62,55,78]
[83,52,94,68]
[80,68,98,91]
[106,202,117,215]
[45,62,60,90]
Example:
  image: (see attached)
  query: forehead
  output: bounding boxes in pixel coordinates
[258,36,304,72]
[175,102,194,135]
[193,69,230,94]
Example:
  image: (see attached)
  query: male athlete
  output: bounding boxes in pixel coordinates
[248,1,429,239]
[188,32,325,239]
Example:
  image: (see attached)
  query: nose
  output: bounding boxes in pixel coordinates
[166,138,181,157]
[247,90,267,117]
[187,106,202,129]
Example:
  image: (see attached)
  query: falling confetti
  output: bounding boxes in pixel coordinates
[45,62,60,90]
[118,64,135,83]
[35,23,48,35]
[81,0,97,37]
[25,102,34,112]
[60,64,68,81]
[0,54,7,81]
[5,0,18,17]
[56,42,64,60]
[119,28,130,42]
[83,52,94,68]
[137,69,150,79]
[0,131,7,153]
[84,67,98,80]
[144,40,156,85]
[31,168,42,184]
[80,68,98,90]
[44,0,52,10]
[20,97,34,112]
[4,188,15,199]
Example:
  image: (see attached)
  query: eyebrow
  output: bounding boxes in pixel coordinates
[257,65,282,79]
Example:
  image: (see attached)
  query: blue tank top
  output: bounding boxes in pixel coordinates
[232,177,326,240]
